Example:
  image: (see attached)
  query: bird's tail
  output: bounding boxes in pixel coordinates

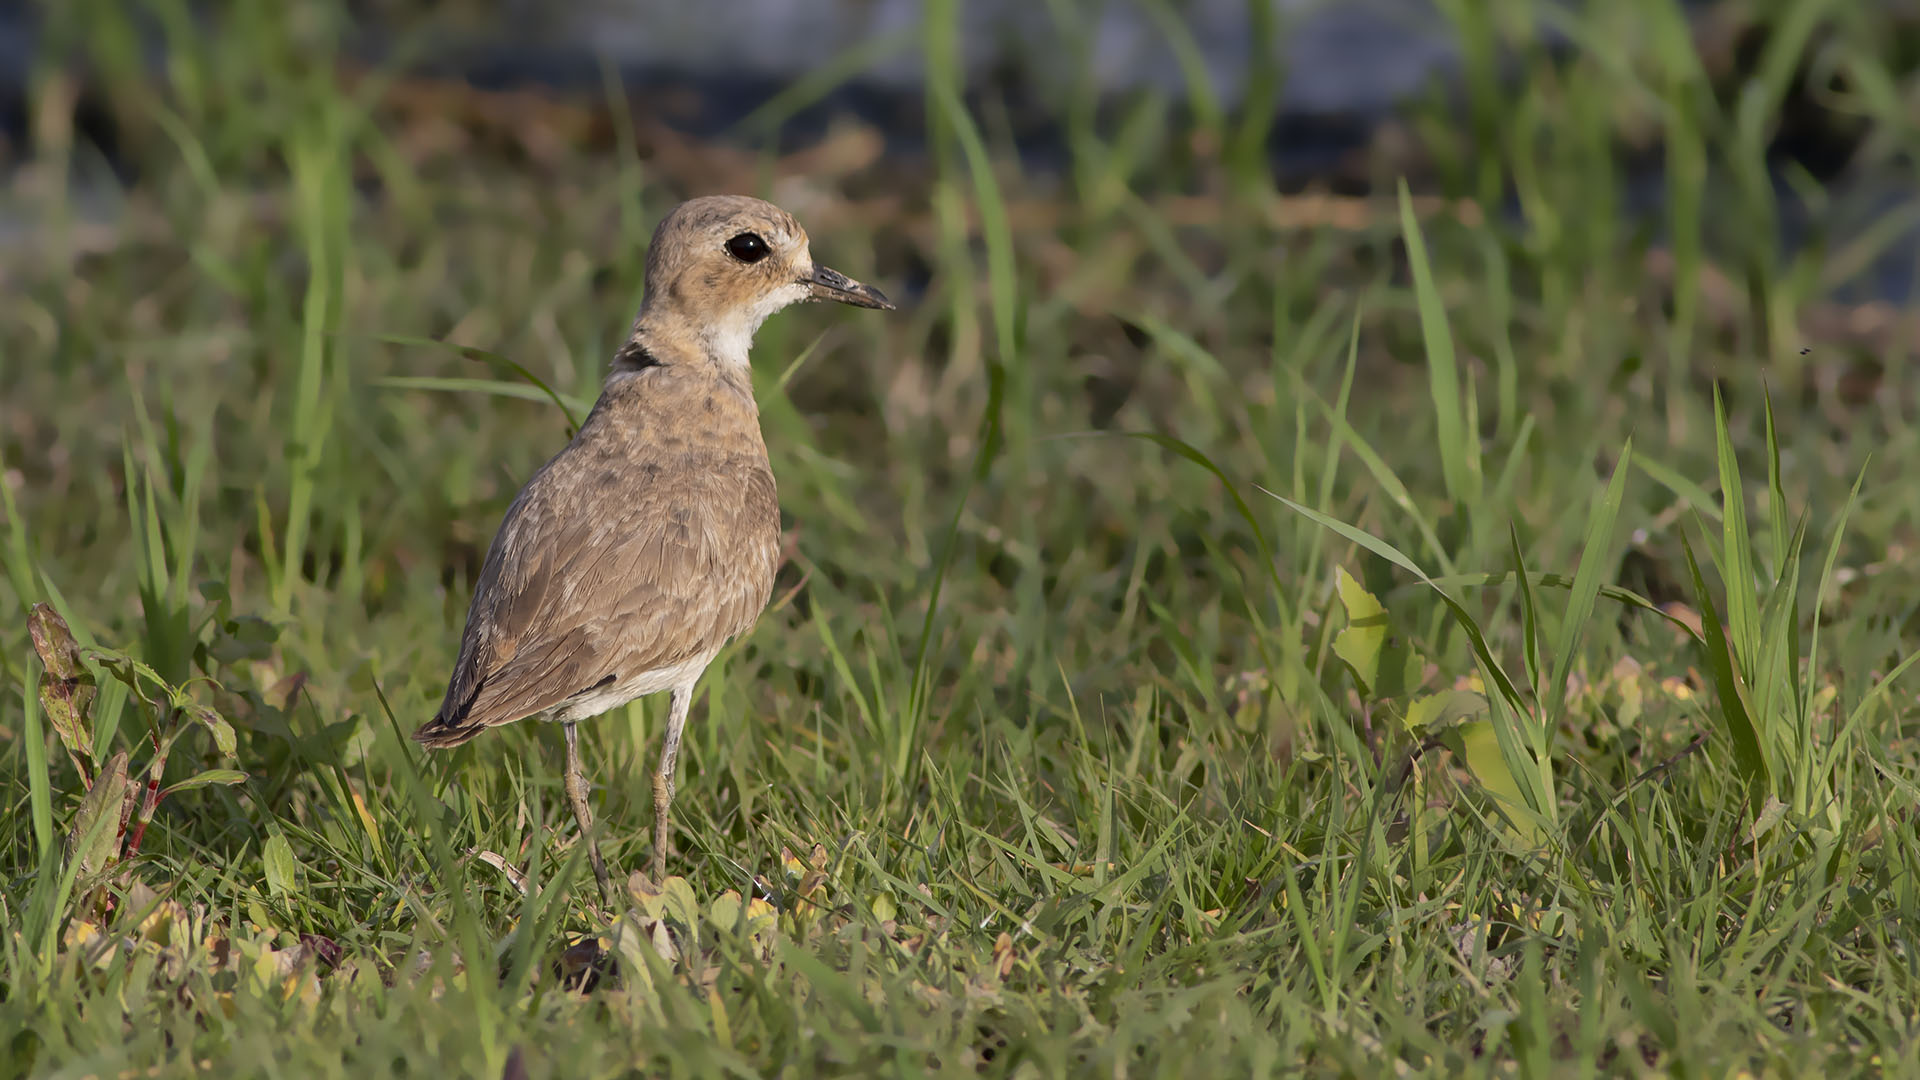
[412,712,487,749]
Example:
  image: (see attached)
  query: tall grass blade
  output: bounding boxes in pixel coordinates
[1544,440,1631,728]
[1679,528,1770,798]
[1397,178,1480,506]
[1713,388,1761,669]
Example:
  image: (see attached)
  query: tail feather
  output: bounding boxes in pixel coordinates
[412,712,487,749]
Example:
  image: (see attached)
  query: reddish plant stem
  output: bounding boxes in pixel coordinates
[124,712,175,861]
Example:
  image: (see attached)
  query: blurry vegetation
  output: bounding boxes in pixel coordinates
[3,0,1919,1075]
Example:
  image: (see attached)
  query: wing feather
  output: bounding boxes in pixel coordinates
[416,437,778,747]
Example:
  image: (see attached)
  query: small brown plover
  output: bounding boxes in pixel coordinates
[414,195,892,896]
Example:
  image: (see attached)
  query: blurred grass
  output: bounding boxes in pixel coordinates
[3,0,1920,1076]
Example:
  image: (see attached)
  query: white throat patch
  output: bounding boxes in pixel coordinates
[702,280,811,369]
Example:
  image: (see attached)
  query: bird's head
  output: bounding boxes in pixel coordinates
[630,195,892,371]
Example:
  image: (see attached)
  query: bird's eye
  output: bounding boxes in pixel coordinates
[725,232,771,263]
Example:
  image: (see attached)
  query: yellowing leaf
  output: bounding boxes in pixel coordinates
[30,603,96,765]
[1454,720,1544,848]
[349,786,385,861]
[611,913,677,989]
[1332,567,1424,699]
[709,890,743,929]
[1403,689,1486,735]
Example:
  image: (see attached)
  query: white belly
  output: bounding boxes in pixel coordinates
[547,650,716,722]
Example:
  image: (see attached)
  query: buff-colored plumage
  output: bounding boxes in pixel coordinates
[413,195,891,894]
[414,353,780,746]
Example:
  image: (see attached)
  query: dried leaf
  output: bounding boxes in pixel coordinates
[30,603,95,764]
[557,937,609,992]
[348,785,385,861]
[297,932,343,971]
[611,915,676,991]
[627,869,662,908]
[28,603,84,680]
[474,849,528,896]
[796,871,827,902]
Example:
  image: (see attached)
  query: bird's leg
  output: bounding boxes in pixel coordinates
[562,720,612,903]
[651,681,695,881]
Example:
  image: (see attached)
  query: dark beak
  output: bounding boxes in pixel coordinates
[808,264,894,310]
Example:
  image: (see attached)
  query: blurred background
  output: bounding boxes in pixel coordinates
[3,1,1919,1074]
[4,0,1917,303]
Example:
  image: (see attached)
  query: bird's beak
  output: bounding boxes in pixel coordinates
[807,264,894,310]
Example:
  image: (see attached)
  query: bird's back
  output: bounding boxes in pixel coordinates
[415,361,780,748]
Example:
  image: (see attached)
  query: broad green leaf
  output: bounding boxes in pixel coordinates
[1452,720,1545,847]
[1261,488,1527,711]
[1398,179,1481,505]
[1404,689,1487,734]
[263,833,299,898]
[187,703,238,757]
[1332,566,1424,699]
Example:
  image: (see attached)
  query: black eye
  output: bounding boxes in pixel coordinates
[725,232,771,263]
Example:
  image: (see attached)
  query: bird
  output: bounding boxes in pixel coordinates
[412,195,892,898]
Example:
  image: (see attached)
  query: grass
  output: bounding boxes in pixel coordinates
[4,0,1920,1075]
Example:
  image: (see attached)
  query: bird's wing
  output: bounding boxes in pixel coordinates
[420,449,779,743]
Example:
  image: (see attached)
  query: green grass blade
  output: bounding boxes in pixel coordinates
[372,335,587,433]
[1260,487,1527,720]
[21,680,52,861]
[1679,527,1770,799]
[1397,178,1480,506]
[1713,387,1761,670]
[1509,522,1541,698]
[1304,388,1455,576]
[1544,440,1631,729]
[1804,463,1866,752]
[1762,387,1790,573]
[1634,455,1724,522]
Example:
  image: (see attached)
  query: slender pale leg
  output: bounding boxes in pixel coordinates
[562,720,612,901]
[651,679,697,880]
